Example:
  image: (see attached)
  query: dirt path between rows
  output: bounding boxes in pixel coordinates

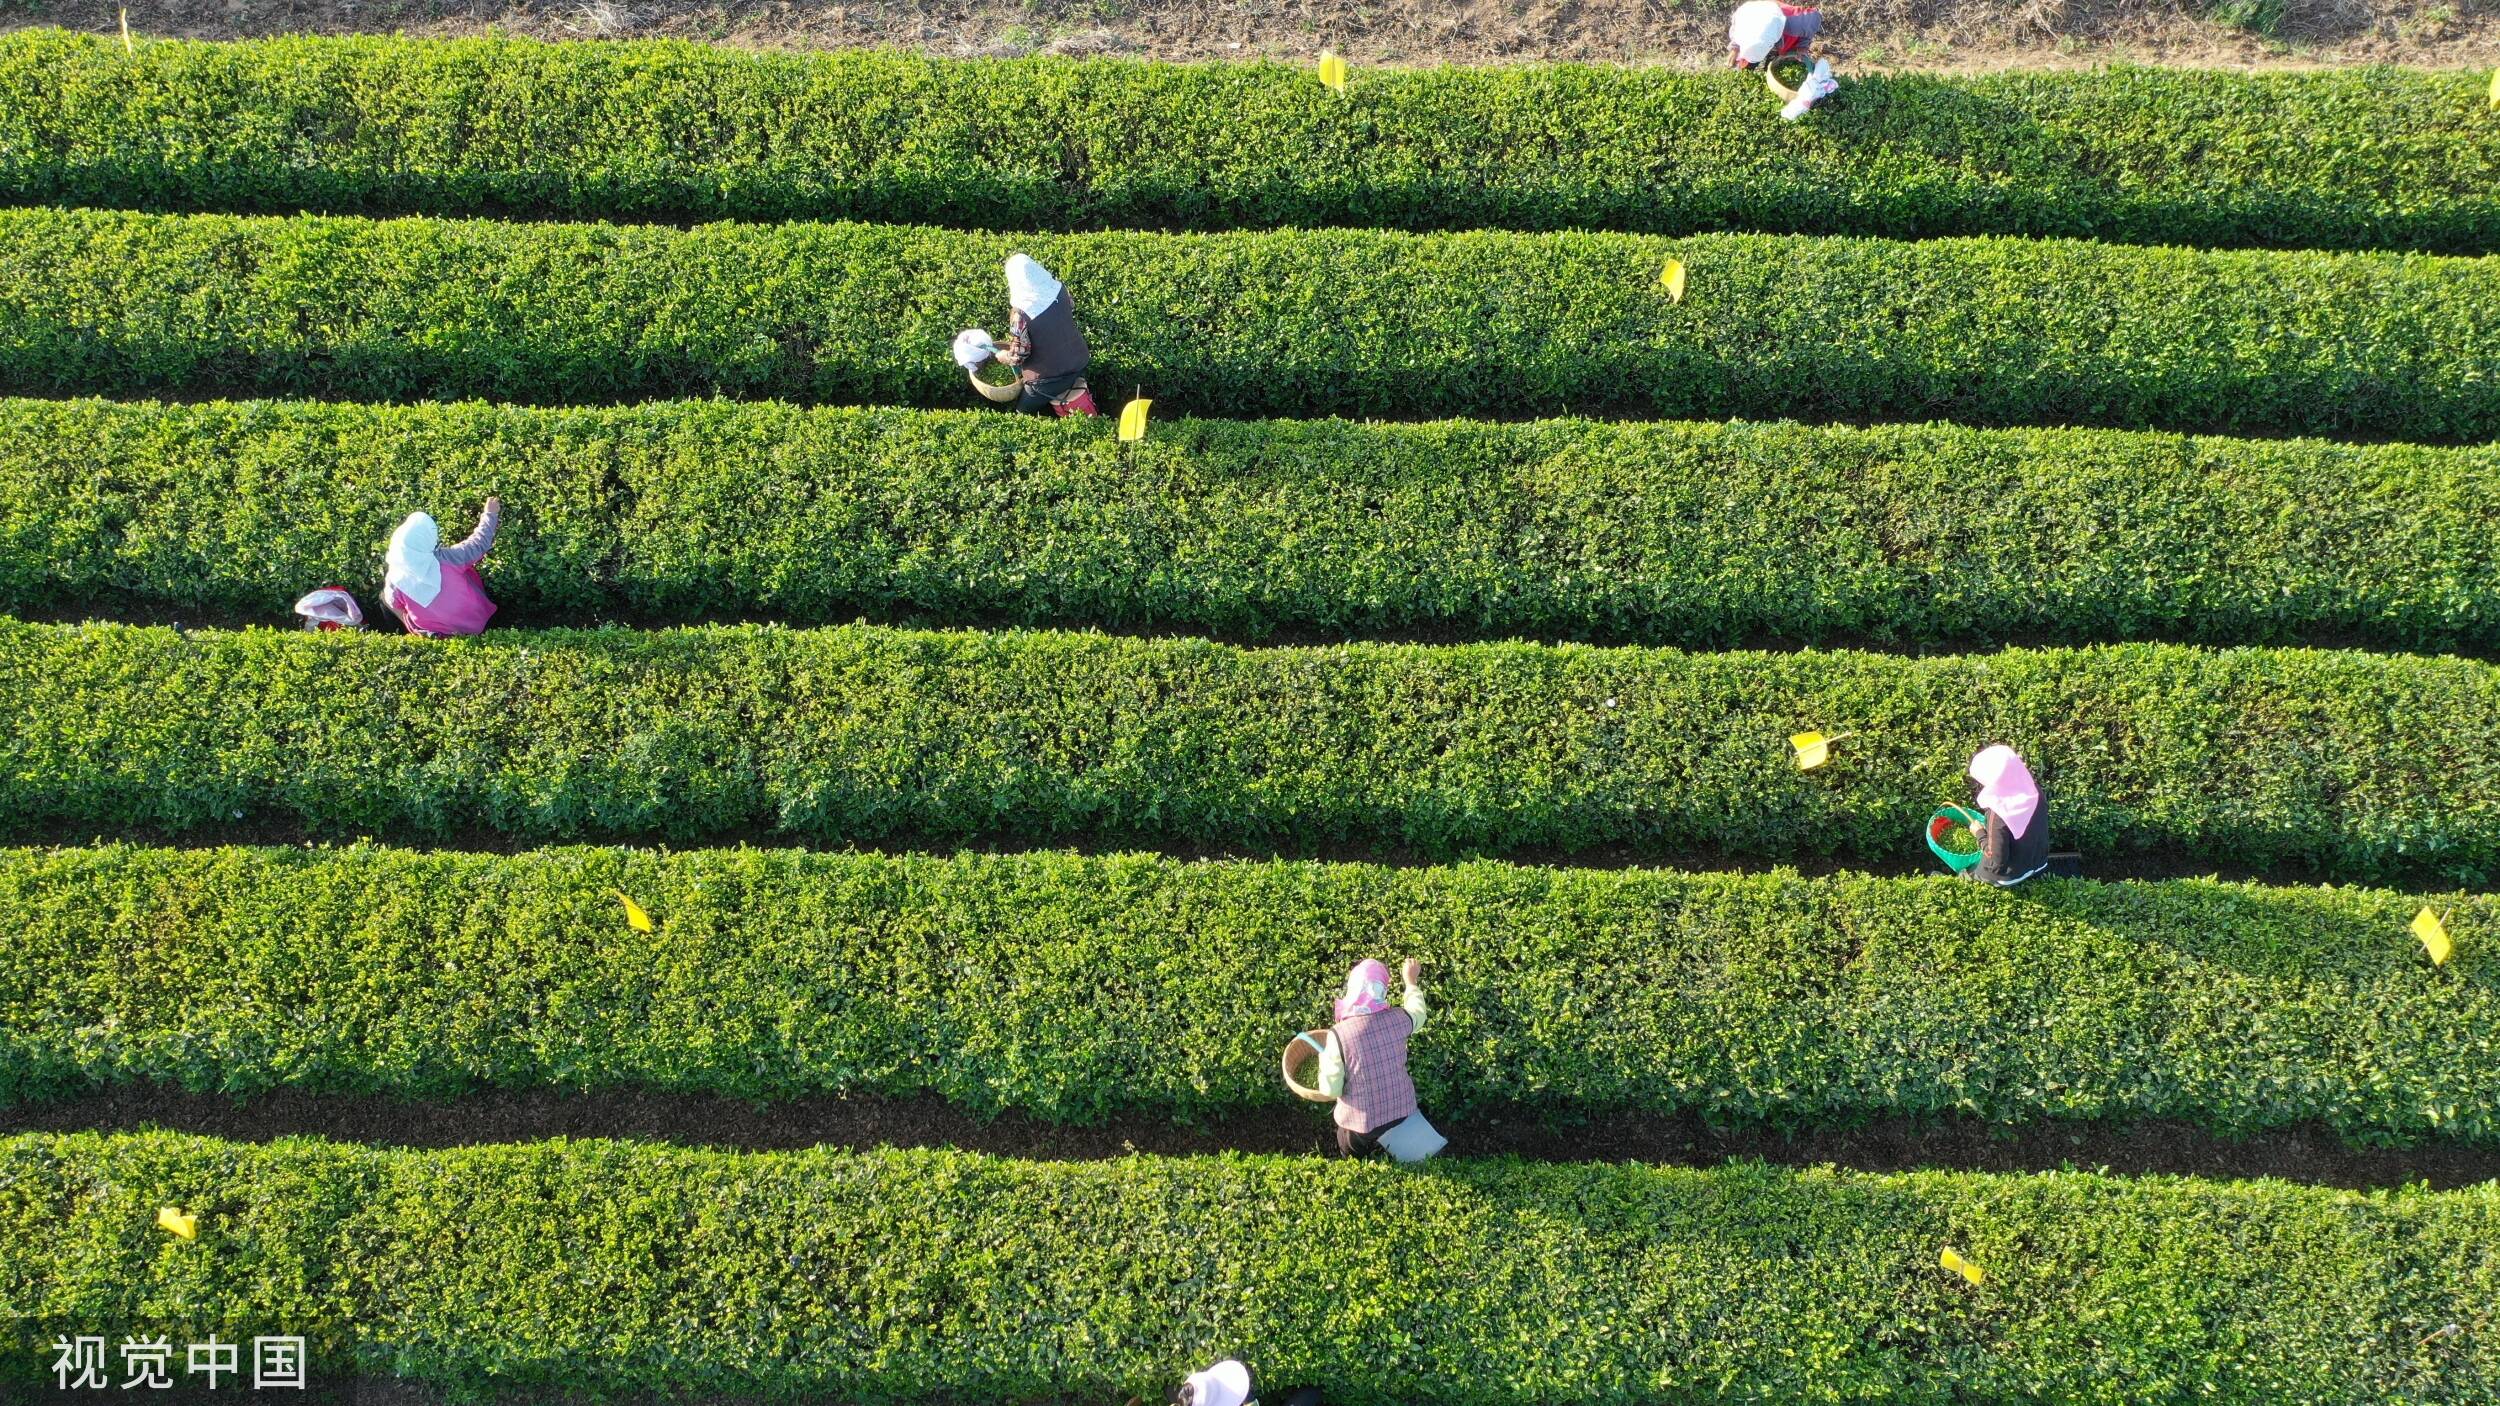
[8,1085,2492,1189]
[0,813,2445,891]
[9,0,2497,72]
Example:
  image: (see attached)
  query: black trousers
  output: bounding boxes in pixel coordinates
[1334,1116,1407,1158]
[1015,370,1088,415]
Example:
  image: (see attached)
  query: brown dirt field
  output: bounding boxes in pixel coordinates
[5,0,2497,71]
[8,1084,2494,1189]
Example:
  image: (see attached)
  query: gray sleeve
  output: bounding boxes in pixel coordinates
[435,500,500,566]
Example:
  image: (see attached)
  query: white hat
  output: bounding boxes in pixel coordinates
[1005,253,1064,319]
[1729,0,1787,62]
[1181,1360,1253,1406]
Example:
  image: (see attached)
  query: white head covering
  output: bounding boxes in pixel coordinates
[1005,254,1063,319]
[1730,0,1787,62]
[1181,1360,1253,1406]
[1968,744,2042,841]
[385,512,443,607]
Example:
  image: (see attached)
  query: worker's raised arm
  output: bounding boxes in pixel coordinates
[1402,957,1428,1033]
[436,497,502,566]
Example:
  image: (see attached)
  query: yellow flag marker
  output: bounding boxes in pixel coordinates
[615,890,655,933]
[2411,906,2454,966]
[1318,51,1349,93]
[1789,730,1854,771]
[1938,1247,1983,1285]
[157,1207,197,1240]
[1118,396,1152,443]
[1660,259,1688,303]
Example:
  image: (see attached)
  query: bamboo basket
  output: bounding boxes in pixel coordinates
[1280,1029,1336,1103]
[968,366,1022,403]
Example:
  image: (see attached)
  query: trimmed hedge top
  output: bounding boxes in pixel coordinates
[5,1133,2496,1403]
[10,398,2500,650]
[2,844,2491,1139]
[3,621,2496,883]
[1,32,2497,252]
[4,209,2497,437]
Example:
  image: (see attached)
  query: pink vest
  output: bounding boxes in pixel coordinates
[388,563,497,637]
[1331,1008,1418,1134]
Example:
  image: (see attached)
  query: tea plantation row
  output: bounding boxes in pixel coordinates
[10,397,2498,649]
[3,33,2495,251]
[4,621,2495,881]
[6,209,2497,438]
[3,844,2488,1137]
[4,1133,2493,1403]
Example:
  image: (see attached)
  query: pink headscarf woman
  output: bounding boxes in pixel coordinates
[384,498,502,638]
[1965,744,2050,886]
[1316,956,1430,1158]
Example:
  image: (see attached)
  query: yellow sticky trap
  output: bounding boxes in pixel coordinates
[2411,906,2453,966]
[157,1207,197,1240]
[1660,259,1688,303]
[1318,51,1348,93]
[119,7,133,53]
[1939,1247,1983,1285]
[615,890,655,933]
[1789,730,1853,771]
[1118,397,1152,443]
[2489,68,2499,110]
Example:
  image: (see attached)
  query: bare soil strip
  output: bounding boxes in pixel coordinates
[0,814,2402,890]
[19,600,2490,667]
[7,1085,2491,1189]
[7,0,2494,72]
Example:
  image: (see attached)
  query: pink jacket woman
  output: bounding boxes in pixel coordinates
[384,499,501,637]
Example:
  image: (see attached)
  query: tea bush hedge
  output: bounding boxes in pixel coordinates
[3,844,2490,1138]
[2,32,2496,251]
[3,622,2494,882]
[10,397,2500,650]
[4,1133,2494,1403]
[4,208,2495,438]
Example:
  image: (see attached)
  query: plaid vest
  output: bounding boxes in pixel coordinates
[1331,1007,1418,1133]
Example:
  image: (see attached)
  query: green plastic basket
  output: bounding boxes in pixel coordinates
[1927,804,1985,873]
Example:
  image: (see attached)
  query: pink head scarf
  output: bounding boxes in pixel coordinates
[1335,959,1391,1020]
[1968,745,2040,840]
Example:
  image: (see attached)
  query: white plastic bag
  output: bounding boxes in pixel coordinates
[1781,59,1838,121]
[1380,1109,1448,1164]
[952,328,999,370]
[293,587,364,631]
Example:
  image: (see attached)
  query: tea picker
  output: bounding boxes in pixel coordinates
[955,254,1100,417]
[1729,0,1838,120]
[1280,958,1446,1162]
[384,497,503,638]
[1728,0,1821,68]
[1926,744,2083,884]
